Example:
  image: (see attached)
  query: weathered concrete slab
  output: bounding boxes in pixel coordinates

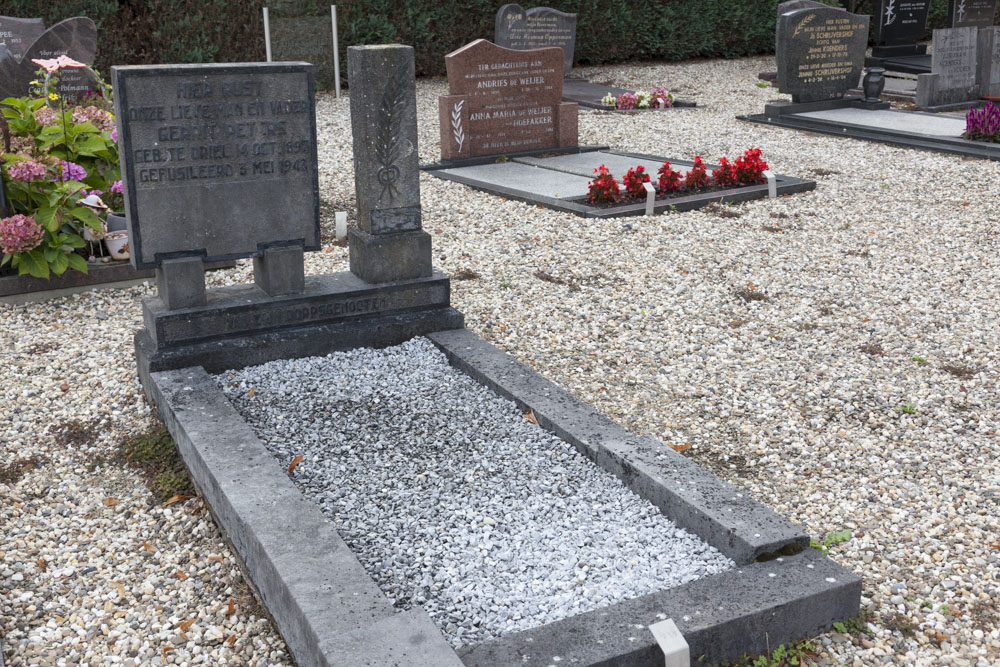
[427,328,809,564]
[798,108,966,136]
[438,162,591,199]
[149,366,461,667]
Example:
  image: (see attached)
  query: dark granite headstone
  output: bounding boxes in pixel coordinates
[916,26,981,106]
[777,0,839,17]
[979,26,1000,96]
[267,5,337,90]
[0,17,97,101]
[111,63,321,270]
[0,15,45,62]
[874,0,931,46]
[495,4,576,72]
[776,7,871,103]
[949,0,998,28]
[438,39,577,160]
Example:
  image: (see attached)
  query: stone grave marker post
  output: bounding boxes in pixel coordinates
[916,27,981,108]
[347,45,431,284]
[978,26,1000,97]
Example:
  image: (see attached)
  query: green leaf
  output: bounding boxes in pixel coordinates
[65,252,88,274]
[43,246,58,262]
[50,251,70,275]
[18,249,50,279]
[36,206,60,232]
[71,206,103,230]
[73,133,109,157]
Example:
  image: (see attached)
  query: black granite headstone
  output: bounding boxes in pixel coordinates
[267,3,338,91]
[949,0,998,28]
[111,63,321,270]
[0,15,45,62]
[0,17,97,101]
[777,0,839,17]
[875,0,931,46]
[777,7,871,103]
[495,4,576,72]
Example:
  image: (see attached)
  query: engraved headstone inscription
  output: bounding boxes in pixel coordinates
[949,0,998,29]
[916,26,981,107]
[495,4,577,72]
[438,39,578,161]
[0,15,45,62]
[776,7,871,103]
[267,2,338,90]
[874,0,931,48]
[0,17,97,102]
[112,63,320,273]
[978,26,1000,97]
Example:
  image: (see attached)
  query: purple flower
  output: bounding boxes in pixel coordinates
[111,127,118,143]
[110,180,123,194]
[0,214,45,255]
[60,160,88,182]
[965,101,1000,142]
[6,160,48,182]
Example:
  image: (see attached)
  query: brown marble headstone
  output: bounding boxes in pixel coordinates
[0,16,45,63]
[438,39,577,160]
[0,17,98,101]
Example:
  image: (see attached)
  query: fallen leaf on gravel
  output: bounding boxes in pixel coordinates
[163,494,193,506]
[227,634,237,645]
[525,410,538,425]
[180,618,196,632]
[207,555,225,563]
[227,599,235,615]
[175,569,188,580]
[112,581,125,598]
[988,542,1000,550]
[162,647,174,659]
[668,443,692,452]
[248,387,256,398]
[142,542,157,553]
[103,497,119,507]
[37,559,46,569]
[288,455,304,474]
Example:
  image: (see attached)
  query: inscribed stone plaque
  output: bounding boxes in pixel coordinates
[875,0,931,45]
[0,17,97,101]
[949,0,998,28]
[439,39,577,160]
[112,63,320,270]
[268,9,337,90]
[0,16,45,62]
[776,8,870,103]
[979,26,1000,96]
[931,26,980,98]
[495,4,577,72]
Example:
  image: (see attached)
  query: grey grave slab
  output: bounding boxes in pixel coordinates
[560,78,697,110]
[438,161,592,199]
[514,150,673,178]
[798,107,967,135]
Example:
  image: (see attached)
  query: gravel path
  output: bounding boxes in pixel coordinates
[215,337,734,648]
[2,53,999,666]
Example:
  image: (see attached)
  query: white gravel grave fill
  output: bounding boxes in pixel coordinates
[215,337,734,647]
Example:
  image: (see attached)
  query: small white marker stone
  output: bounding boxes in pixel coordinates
[648,619,689,667]
[335,211,348,240]
[643,181,656,216]
[763,170,777,199]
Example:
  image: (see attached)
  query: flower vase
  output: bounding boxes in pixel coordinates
[862,68,886,103]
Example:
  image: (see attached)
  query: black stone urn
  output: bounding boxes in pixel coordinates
[862,68,886,103]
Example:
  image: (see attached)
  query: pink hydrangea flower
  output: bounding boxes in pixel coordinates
[6,160,48,182]
[34,106,60,126]
[0,214,45,254]
[110,127,118,143]
[60,161,87,182]
[110,180,123,194]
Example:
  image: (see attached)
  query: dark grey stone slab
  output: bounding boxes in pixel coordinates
[348,228,432,284]
[776,7,871,103]
[460,547,861,667]
[0,15,45,62]
[347,45,421,236]
[514,150,671,179]
[268,5,338,91]
[253,243,305,296]
[738,109,1000,161]
[0,17,97,101]
[495,3,577,72]
[148,366,462,667]
[875,0,931,46]
[111,63,321,270]
[949,0,998,28]
[155,256,207,310]
[142,271,452,348]
[427,328,809,564]
[438,162,591,199]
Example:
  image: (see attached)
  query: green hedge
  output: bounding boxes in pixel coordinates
[0,0,986,80]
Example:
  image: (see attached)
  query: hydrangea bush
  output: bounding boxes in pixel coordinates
[1,69,121,278]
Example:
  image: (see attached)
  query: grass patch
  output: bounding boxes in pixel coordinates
[717,639,819,666]
[452,268,480,281]
[940,363,978,378]
[119,427,193,503]
[0,454,46,484]
[735,286,769,303]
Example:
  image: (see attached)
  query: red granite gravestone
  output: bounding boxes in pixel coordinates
[438,39,577,161]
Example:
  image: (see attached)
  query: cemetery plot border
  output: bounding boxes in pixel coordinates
[424,149,816,219]
[146,328,860,667]
[738,109,1000,161]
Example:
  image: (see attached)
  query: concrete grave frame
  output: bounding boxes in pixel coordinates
[147,327,861,666]
[423,148,816,219]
